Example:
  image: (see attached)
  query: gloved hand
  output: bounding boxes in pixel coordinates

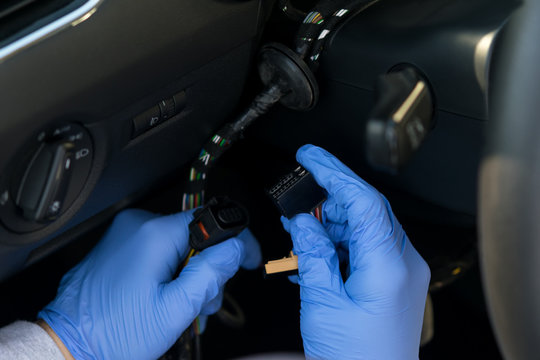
[38,209,261,360]
[282,145,430,360]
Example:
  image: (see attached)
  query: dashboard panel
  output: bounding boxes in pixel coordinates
[0,1,526,358]
[0,0,265,280]
[251,0,518,217]
[0,0,520,282]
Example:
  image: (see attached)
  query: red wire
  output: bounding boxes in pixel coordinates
[314,205,323,222]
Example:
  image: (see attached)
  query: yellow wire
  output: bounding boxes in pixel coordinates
[183,248,196,268]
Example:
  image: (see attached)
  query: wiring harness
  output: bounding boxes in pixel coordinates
[294,0,381,69]
[182,0,381,212]
[173,0,383,358]
[182,85,284,211]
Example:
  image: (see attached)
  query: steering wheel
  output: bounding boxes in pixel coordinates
[479,1,540,358]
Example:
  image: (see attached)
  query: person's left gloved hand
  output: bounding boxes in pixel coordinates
[38,209,261,360]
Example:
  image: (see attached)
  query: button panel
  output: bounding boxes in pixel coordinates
[132,90,186,138]
[0,123,93,233]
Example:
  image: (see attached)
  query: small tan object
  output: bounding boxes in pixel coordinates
[264,251,298,276]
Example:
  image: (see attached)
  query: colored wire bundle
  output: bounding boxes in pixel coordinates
[182,135,230,211]
[304,11,324,24]
[182,85,283,212]
[294,0,381,64]
[177,84,284,358]
[307,0,380,69]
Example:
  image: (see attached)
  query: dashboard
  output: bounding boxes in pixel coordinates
[0,0,519,282]
[0,0,267,280]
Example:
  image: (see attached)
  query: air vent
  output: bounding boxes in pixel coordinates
[0,0,91,54]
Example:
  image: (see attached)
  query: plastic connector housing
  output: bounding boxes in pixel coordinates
[268,166,326,219]
[188,197,249,251]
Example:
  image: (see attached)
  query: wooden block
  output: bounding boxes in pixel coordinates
[264,251,298,276]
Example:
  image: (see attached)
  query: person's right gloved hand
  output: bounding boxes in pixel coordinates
[282,145,430,360]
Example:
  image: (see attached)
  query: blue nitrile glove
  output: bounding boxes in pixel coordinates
[38,209,261,360]
[282,145,430,360]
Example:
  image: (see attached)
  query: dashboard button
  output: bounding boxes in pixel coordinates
[158,98,176,120]
[132,106,161,137]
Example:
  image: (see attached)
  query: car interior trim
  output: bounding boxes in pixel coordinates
[0,0,104,63]
[474,30,497,94]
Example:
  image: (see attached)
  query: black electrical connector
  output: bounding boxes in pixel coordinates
[188,197,249,251]
[268,166,326,219]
